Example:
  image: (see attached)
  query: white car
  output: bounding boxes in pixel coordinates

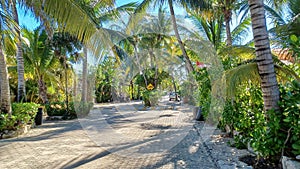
[169,92,180,101]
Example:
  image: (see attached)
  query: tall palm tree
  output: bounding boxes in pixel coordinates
[186,0,280,111]
[71,0,136,102]
[0,1,17,115]
[248,0,280,111]
[50,31,82,110]
[130,0,195,73]
[0,44,12,114]
[81,47,88,102]
[168,0,194,73]
[11,0,26,102]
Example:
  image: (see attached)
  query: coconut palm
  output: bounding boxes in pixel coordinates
[0,1,18,115]
[22,27,59,104]
[10,0,26,102]
[0,44,12,114]
[186,0,281,111]
[50,31,82,111]
[70,0,137,102]
[248,0,280,111]
[129,0,196,73]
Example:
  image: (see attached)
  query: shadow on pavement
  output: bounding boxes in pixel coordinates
[0,120,82,144]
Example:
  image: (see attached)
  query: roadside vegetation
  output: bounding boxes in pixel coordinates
[0,0,299,168]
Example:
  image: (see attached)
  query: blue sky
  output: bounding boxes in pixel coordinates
[18,4,39,30]
[18,0,186,30]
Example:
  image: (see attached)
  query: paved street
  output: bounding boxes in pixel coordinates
[0,96,252,169]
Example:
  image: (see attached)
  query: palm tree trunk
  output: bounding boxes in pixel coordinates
[134,42,148,87]
[73,73,77,96]
[81,47,88,102]
[224,9,232,46]
[171,76,178,100]
[12,2,26,102]
[168,0,194,73]
[0,47,12,115]
[248,0,280,111]
[130,80,134,99]
[149,48,158,87]
[64,55,69,114]
[37,76,48,104]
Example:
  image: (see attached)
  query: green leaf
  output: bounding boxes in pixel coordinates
[292,143,300,150]
[290,35,298,42]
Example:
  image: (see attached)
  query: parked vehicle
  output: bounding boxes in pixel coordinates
[169,92,180,101]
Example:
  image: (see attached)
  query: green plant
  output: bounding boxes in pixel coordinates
[289,35,300,59]
[278,80,300,156]
[0,103,40,137]
[74,102,94,118]
[45,102,68,116]
[45,101,93,119]
[194,68,211,118]
[220,80,300,161]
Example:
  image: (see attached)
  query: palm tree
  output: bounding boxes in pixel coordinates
[11,0,26,102]
[0,1,17,115]
[248,0,280,111]
[81,47,88,102]
[70,0,136,102]
[130,0,195,73]
[22,27,58,104]
[167,0,194,73]
[50,31,82,111]
[186,0,280,111]
[0,44,12,114]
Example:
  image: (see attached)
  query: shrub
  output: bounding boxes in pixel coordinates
[220,80,300,160]
[194,69,211,118]
[74,101,94,118]
[0,103,40,136]
[45,101,93,119]
[45,102,72,116]
[278,80,300,156]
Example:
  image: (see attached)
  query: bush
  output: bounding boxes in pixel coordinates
[219,83,264,149]
[45,101,93,119]
[278,80,300,156]
[193,68,211,118]
[45,102,74,116]
[0,103,40,135]
[74,101,94,118]
[219,80,300,160]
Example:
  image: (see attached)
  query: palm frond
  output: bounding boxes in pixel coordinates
[179,0,211,11]
[221,62,300,99]
[221,63,260,98]
[97,2,138,25]
[264,4,286,26]
[126,0,152,34]
[231,17,251,45]
[237,1,249,23]
[218,45,256,60]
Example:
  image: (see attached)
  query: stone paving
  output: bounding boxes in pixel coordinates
[0,101,253,169]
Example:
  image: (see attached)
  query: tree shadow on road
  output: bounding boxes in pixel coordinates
[60,122,217,169]
[0,120,82,144]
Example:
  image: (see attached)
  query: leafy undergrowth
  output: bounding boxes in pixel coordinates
[239,155,282,169]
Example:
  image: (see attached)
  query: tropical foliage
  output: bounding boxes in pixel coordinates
[0,0,299,167]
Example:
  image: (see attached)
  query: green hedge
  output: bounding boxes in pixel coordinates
[219,80,300,160]
[45,101,93,119]
[0,103,40,134]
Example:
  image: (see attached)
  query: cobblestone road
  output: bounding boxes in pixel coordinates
[0,100,252,169]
